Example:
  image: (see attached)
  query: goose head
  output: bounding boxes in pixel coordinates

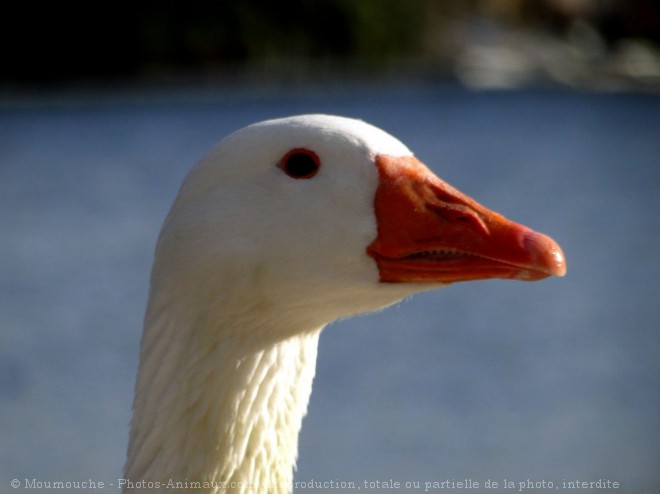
[126,114,565,492]
[151,114,565,339]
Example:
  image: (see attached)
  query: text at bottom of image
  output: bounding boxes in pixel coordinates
[11,477,622,491]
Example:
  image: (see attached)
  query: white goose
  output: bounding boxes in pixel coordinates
[123,114,565,493]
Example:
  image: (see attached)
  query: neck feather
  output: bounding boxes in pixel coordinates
[124,299,322,494]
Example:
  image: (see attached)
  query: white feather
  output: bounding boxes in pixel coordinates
[124,115,434,494]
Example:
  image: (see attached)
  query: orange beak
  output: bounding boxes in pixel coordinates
[367,155,566,284]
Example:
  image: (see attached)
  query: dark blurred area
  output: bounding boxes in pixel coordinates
[2,0,659,90]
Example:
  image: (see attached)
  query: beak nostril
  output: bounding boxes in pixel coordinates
[427,202,490,235]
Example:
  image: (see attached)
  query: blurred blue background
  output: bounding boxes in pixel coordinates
[2,2,660,493]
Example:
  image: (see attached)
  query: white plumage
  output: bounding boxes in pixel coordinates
[123,115,565,494]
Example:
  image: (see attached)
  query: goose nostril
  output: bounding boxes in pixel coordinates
[427,202,490,235]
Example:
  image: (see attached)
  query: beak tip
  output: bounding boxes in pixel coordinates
[524,229,567,278]
[552,248,567,277]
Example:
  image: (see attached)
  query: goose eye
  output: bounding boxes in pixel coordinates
[278,148,320,179]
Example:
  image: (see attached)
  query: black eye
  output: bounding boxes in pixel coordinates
[278,148,320,179]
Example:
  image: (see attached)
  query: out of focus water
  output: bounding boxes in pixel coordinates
[1,83,659,492]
